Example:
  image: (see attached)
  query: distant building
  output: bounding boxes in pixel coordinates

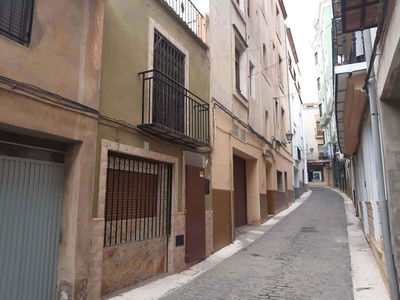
[287,28,308,198]
[303,103,333,186]
[209,0,294,253]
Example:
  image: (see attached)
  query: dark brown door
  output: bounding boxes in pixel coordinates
[284,171,288,202]
[233,155,247,227]
[186,165,206,263]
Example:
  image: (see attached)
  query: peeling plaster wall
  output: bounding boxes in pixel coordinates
[0,0,105,109]
[0,1,105,299]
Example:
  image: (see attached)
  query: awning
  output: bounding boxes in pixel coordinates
[335,62,367,155]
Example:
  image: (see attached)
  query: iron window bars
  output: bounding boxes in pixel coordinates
[104,152,173,247]
[0,0,34,45]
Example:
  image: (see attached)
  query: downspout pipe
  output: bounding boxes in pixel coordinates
[363,28,399,300]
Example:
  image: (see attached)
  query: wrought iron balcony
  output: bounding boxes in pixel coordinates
[332,1,366,67]
[162,0,204,40]
[318,145,329,160]
[138,69,210,148]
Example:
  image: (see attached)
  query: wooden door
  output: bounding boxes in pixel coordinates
[233,155,247,227]
[186,165,205,263]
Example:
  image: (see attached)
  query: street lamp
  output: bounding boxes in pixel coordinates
[285,130,293,143]
[310,147,314,153]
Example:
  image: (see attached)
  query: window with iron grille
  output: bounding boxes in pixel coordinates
[153,32,185,133]
[104,152,173,247]
[0,0,34,45]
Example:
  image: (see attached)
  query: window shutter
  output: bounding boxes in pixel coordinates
[106,169,158,221]
[0,0,33,44]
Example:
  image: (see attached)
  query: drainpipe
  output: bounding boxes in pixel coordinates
[363,28,399,300]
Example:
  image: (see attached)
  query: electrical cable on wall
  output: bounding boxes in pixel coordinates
[0,75,99,115]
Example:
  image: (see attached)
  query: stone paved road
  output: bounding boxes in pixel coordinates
[161,188,353,300]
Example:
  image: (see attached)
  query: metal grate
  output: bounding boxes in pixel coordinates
[153,32,185,133]
[0,0,34,45]
[154,32,185,85]
[104,152,173,247]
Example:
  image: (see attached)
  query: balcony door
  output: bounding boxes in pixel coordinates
[153,33,185,133]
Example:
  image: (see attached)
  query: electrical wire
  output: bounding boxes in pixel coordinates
[0,75,99,115]
[249,56,289,78]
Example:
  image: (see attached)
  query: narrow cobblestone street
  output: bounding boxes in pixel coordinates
[161,188,353,300]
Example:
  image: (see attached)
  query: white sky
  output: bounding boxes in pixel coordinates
[191,0,320,103]
[284,0,321,103]
[191,0,209,14]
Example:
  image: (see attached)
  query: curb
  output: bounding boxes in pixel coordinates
[330,187,390,300]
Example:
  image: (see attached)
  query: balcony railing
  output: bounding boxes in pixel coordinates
[318,145,329,159]
[332,0,366,67]
[138,69,210,148]
[332,16,366,67]
[162,0,204,40]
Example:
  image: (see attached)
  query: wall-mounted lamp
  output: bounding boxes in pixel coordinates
[310,147,314,154]
[262,153,270,160]
[285,130,293,143]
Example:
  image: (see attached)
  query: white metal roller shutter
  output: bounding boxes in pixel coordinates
[0,155,64,300]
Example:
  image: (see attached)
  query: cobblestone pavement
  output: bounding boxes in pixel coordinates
[161,188,353,300]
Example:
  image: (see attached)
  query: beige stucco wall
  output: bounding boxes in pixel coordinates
[0,88,100,299]
[0,0,104,109]
[0,1,105,299]
[209,0,293,234]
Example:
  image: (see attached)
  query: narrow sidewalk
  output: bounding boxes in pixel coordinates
[331,187,390,300]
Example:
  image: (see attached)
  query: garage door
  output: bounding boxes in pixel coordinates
[0,155,64,300]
